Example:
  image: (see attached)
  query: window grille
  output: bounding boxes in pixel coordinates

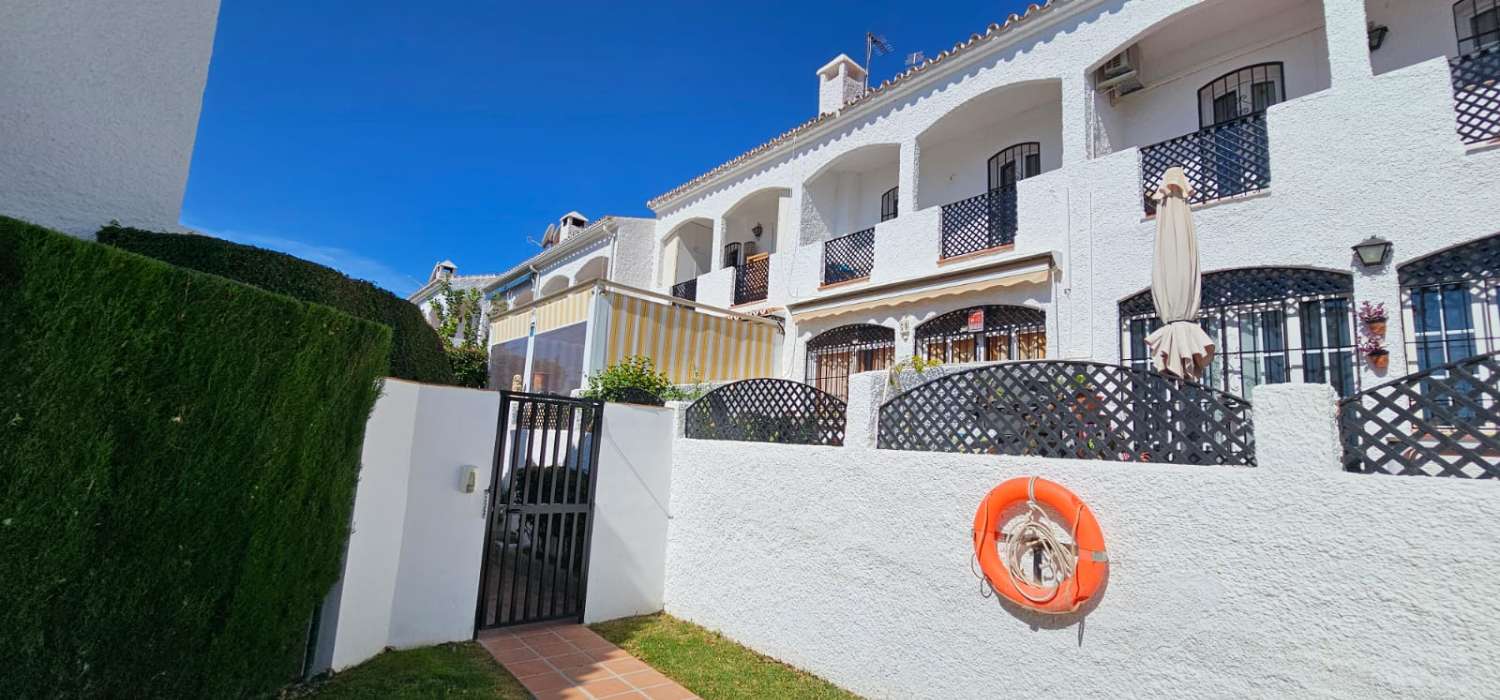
[1197,63,1284,128]
[915,305,1046,364]
[881,186,899,222]
[804,324,896,400]
[722,242,741,269]
[1119,268,1357,398]
[1456,0,1500,55]
[1398,233,1500,373]
[1450,45,1500,144]
[733,254,770,305]
[822,228,875,285]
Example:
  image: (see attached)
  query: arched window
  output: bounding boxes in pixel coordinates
[914,305,1046,364]
[1397,232,1500,372]
[1456,0,1500,55]
[986,142,1041,192]
[1198,63,1284,128]
[1119,267,1355,397]
[881,186,899,222]
[805,324,896,400]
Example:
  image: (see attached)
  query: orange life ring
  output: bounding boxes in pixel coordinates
[971,477,1107,614]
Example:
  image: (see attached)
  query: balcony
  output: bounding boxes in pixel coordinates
[1452,46,1500,145]
[822,227,875,285]
[670,278,697,302]
[733,254,769,305]
[1139,113,1270,216]
[939,188,1017,260]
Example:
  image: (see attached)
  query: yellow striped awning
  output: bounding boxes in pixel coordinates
[535,286,592,333]
[605,293,778,383]
[490,312,531,345]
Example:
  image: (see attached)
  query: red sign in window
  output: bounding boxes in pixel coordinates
[966,308,985,333]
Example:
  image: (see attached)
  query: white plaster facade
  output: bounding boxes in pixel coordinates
[0,0,220,236]
[641,0,1500,398]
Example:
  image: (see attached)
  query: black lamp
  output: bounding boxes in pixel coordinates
[752,223,764,238]
[1353,236,1393,267]
[1368,24,1389,51]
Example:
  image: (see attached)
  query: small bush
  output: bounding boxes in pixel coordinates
[447,345,489,389]
[0,217,391,697]
[582,356,676,405]
[98,225,453,385]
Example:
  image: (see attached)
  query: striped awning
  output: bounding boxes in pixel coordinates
[489,285,592,344]
[605,293,777,383]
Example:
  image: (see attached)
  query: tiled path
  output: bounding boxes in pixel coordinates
[478,622,700,700]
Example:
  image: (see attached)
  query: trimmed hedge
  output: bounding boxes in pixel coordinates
[0,217,392,697]
[98,224,454,385]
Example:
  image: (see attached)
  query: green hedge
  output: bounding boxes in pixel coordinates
[0,217,392,697]
[98,224,454,385]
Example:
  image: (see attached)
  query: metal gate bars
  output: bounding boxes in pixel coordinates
[476,391,604,630]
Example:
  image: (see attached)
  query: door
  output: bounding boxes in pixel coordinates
[475,391,604,630]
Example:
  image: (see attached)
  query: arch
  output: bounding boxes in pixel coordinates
[509,288,534,309]
[914,305,1047,364]
[1397,230,1500,288]
[986,142,1042,191]
[573,256,609,286]
[1196,62,1285,128]
[539,275,570,297]
[661,216,714,286]
[913,79,1062,211]
[1395,231,1500,370]
[804,324,896,400]
[722,186,791,257]
[801,143,901,242]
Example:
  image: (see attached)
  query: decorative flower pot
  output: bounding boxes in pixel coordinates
[1365,319,1387,337]
[1367,349,1389,370]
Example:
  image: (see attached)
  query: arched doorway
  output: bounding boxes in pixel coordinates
[914,305,1046,364]
[804,324,896,400]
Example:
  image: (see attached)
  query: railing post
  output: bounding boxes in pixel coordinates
[843,371,883,449]
[1252,383,1343,472]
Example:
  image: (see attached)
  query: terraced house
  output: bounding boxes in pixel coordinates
[481,0,1500,402]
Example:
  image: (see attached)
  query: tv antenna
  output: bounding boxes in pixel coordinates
[864,32,893,90]
[905,51,925,68]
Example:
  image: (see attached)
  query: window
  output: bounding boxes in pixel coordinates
[804,324,896,400]
[915,306,1046,364]
[986,143,1042,192]
[1119,268,1356,398]
[722,242,741,268]
[1198,63,1285,128]
[1399,232,1500,369]
[881,187,899,222]
[1456,0,1500,55]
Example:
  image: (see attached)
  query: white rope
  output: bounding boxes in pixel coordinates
[999,477,1082,604]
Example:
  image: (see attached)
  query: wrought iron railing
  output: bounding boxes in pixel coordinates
[733,255,769,305]
[1140,112,1270,215]
[1339,351,1500,478]
[940,187,1017,259]
[685,379,846,446]
[823,227,875,285]
[878,361,1255,465]
[1452,46,1500,145]
[670,278,697,302]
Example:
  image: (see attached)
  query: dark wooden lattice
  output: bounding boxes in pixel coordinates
[823,228,875,285]
[1119,267,1352,318]
[1451,46,1500,145]
[733,255,769,305]
[940,187,1017,259]
[670,278,697,302]
[1340,352,1500,478]
[686,379,846,446]
[1140,112,1270,215]
[1398,232,1500,288]
[878,361,1255,465]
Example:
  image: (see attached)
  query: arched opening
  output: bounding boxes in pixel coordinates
[1396,231,1500,373]
[539,275,570,297]
[915,80,1062,212]
[801,143,901,244]
[1118,267,1356,397]
[509,288,534,309]
[914,305,1046,364]
[661,217,713,299]
[723,187,790,305]
[804,324,896,400]
[573,256,609,286]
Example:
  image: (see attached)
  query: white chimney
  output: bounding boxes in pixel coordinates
[816,54,866,116]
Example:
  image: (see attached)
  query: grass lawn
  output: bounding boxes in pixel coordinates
[286,642,526,699]
[591,613,860,700]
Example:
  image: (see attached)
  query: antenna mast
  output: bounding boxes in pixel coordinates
[864,32,892,90]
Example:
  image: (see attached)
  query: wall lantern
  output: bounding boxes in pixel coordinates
[752,223,764,238]
[1367,23,1389,51]
[1353,236,1393,267]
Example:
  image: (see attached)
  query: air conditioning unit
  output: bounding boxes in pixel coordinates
[1095,45,1144,102]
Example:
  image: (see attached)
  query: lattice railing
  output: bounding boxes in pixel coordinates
[733,256,769,305]
[670,278,697,302]
[1140,113,1270,215]
[823,228,875,285]
[1339,351,1500,478]
[686,379,846,446]
[878,361,1255,465]
[1452,46,1500,145]
[940,187,1017,259]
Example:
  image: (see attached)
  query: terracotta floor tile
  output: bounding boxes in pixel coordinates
[532,687,594,700]
[546,651,594,669]
[529,639,581,657]
[480,634,530,652]
[602,657,650,675]
[583,647,631,662]
[640,684,696,700]
[570,636,617,651]
[501,658,556,678]
[554,627,608,643]
[560,663,616,683]
[619,669,672,690]
[490,646,540,663]
[579,677,633,698]
[520,670,574,694]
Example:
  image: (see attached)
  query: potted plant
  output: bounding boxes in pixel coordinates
[1358,333,1389,370]
[1358,301,1388,337]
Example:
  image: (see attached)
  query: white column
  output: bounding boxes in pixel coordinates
[898,140,919,215]
[710,217,727,271]
[1059,74,1091,167]
[843,371,884,449]
[1323,0,1373,87]
[1253,383,1343,472]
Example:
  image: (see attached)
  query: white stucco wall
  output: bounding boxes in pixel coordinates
[582,403,676,623]
[0,0,220,235]
[664,423,1500,697]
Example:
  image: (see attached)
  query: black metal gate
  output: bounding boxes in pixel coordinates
[475,391,604,630]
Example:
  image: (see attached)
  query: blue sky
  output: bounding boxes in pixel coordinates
[181,0,1034,295]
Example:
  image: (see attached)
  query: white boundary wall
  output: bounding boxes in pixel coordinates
[663,379,1500,698]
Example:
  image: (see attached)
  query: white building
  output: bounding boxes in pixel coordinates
[408,260,504,347]
[642,0,1500,401]
[0,0,221,236]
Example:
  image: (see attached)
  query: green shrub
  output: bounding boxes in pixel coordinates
[447,345,489,389]
[98,224,453,385]
[581,356,676,405]
[0,217,392,698]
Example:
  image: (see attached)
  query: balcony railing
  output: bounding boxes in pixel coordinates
[939,187,1017,259]
[822,227,875,285]
[670,278,697,302]
[1139,112,1270,215]
[1452,46,1500,145]
[733,254,769,305]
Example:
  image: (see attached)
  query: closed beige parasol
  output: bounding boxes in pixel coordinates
[1145,167,1216,379]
